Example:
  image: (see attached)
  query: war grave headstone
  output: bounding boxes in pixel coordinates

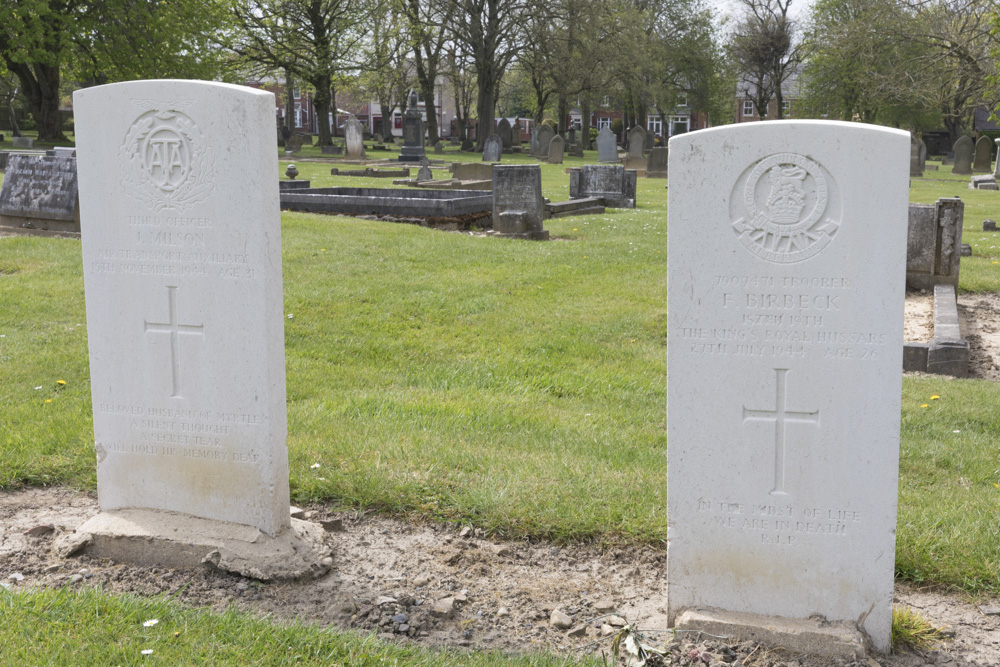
[0,154,80,233]
[910,133,923,177]
[67,79,330,580]
[568,164,636,208]
[398,93,426,162]
[974,136,992,172]
[497,118,513,150]
[482,134,502,162]
[646,146,668,178]
[952,135,973,175]
[627,125,646,158]
[547,135,565,164]
[345,116,365,158]
[667,121,908,657]
[596,126,617,163]
[491,165,548,240]
[537,124,555,158]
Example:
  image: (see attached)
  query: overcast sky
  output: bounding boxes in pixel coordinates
[707,0,815,26]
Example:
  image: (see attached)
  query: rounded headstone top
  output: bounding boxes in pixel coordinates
[409,91,418,108]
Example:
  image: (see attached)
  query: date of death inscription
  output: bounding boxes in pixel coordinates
[697,499,862,546]
[678,274,888,360]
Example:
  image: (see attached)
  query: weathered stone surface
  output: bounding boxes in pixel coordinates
[646,146,668,178]
[417,165,433,181]
[952,135,973,175]
[536,124,555,158]
[398,93,426,163]
[568,164,636,208]
[906,198,963,290]
[482,134,502,162]
[974,135,992,172]
[344,116,365,158]
[497,118,512,149]
[547,135,564,164]
[12,136,33,148]
[549,609,573,629]
[675,608,867,661]
[0,154,79,232]
[492,165,547,240]
[627,125,645,158]
[281,186,491,218]
[452,162,493,181]
[596,127,617,163]
[667,121,909,654]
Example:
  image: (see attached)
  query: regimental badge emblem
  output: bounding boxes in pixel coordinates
[120,102,214,212]
[730,153,840,264]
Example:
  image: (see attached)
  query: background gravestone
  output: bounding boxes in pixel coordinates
[906,197,963,290]
[492,165,548,240]
[568,164,636,208]
[994,139,1000,179]
[497,119,512,150]
[0,154,79,232]
[398,92,426,162]
[627,126,646,158]
[596,127,617,163]
[646,146,668,178]
[529,126,540,156]
[973,136,992,172]
[537,124,555,158]
[952,136,973,175]
[482,134,502,162]
[910,133,923,177]
[547,135,565,164]
[70,79,329,579]
[344,116,365,158]
[667,121,909,655]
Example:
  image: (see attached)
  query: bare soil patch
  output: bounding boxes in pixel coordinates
[2,488,998,666]
[905,290,1000,381]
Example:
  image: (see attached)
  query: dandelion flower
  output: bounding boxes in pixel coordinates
[143,619,159,627]
[930,395,940,400]
[44,399,52,404]
[56,380,66,386]
[920,403,929,408]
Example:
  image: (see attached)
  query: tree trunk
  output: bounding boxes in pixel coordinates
[420,78,439,144]
[4,59,65,142]
[312,73,333,146]
[557,95,568,136]
[581,98,591,150]
[476,68,497,150]
[285,69,295,133]
[330,83,337,138]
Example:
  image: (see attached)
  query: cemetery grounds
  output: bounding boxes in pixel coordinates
[1,144,1000,666]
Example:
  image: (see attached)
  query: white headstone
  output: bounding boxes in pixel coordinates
[344,115,365,158]
[73,81,293,540]
[666,121,908,654]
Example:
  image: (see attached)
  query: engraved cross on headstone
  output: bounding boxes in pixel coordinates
[144,285,204,398]
[742,368,819,495]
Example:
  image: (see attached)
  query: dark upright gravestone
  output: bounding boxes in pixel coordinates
[596,127,617,163]
[646,146,668,178]
[0,154,79,232]
[398,92,426,162]
[497,119,513,150]
[973,136,992,172]
[530,126,540,156]
[952,136,973,175]
[537,124,555,158]
[547,135,565,164]
[627,126,646,158]
[482,134,503,162]
[512,119,522,145]
[434,141,444,154]
[910,133,923,178]
[492,165,548,240]
[569,164,637,208]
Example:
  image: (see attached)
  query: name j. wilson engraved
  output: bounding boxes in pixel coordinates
[136,230,206,247]
[723,293,841,310]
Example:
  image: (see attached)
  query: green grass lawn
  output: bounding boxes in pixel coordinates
[2,150,1000,600]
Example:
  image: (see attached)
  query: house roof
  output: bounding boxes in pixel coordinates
[737,64,804,100]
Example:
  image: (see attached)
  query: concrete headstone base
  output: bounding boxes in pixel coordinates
[58,509,333,581]
[674,607,869,660]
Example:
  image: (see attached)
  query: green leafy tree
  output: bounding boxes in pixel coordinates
[728,0,802,120]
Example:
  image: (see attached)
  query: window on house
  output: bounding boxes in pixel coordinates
[743,100,754,117]
[670,115,690,136]
[782,100,791,115]
[294,103,302,128]
[597,117,611,129]
[678,94,688,107]
[602,95,610,107]
[647,115,662,135]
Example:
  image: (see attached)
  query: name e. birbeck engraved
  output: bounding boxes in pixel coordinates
[742,368,819,495]
[144,286,204,398]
